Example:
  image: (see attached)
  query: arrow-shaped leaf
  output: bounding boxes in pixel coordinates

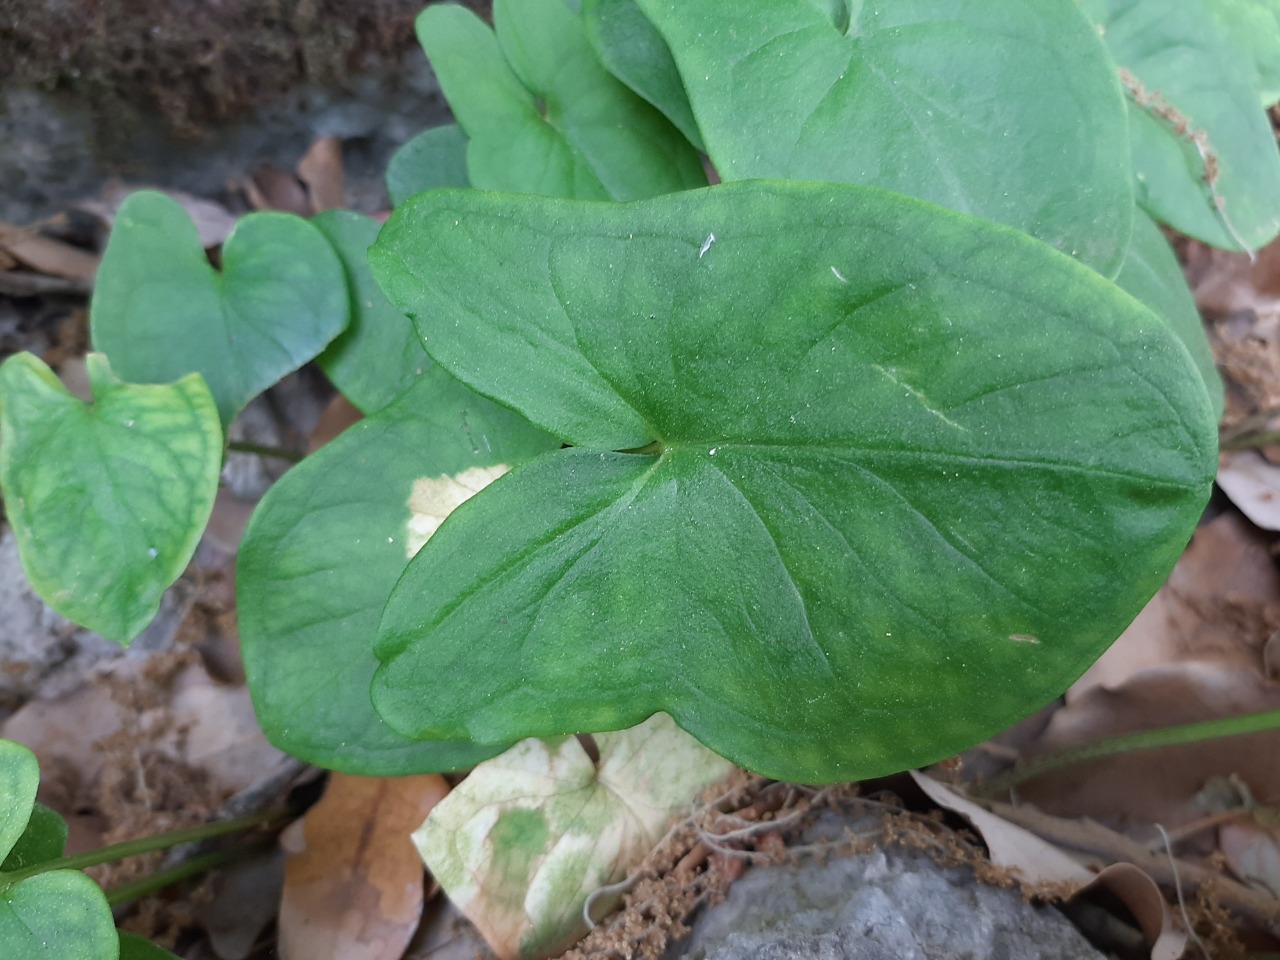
[368,182,1216,783]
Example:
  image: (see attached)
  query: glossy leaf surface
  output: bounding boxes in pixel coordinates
[237,368,557,774]
[369,182,1217,782]
[416,0,703,200]
[0,741,37,864]
[385,123,471,206]
[0,742,116,960]
[0,353,221,644]
[0,871,116,960]
[1113,210,1224,419]
[2,804,68,872]
[637,0,1133,275]
[313,210,430,414]
[91,190,348,425]
[1204,0,1280,105]
[1081,0,1280,250]
[582,0,703,152]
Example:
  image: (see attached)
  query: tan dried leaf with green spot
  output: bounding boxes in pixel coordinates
[416,714,734,960]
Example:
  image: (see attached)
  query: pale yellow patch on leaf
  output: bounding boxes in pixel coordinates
[405,464,509,558]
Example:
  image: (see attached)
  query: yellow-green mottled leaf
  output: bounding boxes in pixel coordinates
[0,353,221,644]
[417,714,733,960]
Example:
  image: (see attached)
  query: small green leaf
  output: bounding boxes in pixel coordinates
[0,871,116,960]
[417,0,704,200]
[1113,210,1224,420]
[2,804,68,872]
[581,0,704,152]
[1082,0,1280,250]
[119,932,181,960]
[418,714,733,960]
[0,353,221,644]
[386,124,471,206]
[369,182,1217,782]
[637,0,1134,275]
[91,190,349,426]
[0,741,38,864]
[1203,0,1280,106]
[237,367,558,774]
[312,210,431,414]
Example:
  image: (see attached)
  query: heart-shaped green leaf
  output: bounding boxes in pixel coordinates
[0,742,116,960]
[368,182,1217,782]
[1204,0,1280,106]
[0,741,38,865]
[417,0,704,200]
[2,804,68,872]
[386,124,471,207]
[1081,0,1280,250]
[419,714,733,960]
[0,871,116,960]
[1113,210,1224,419]
[636,0,1133,276]
[237,367,558,774]
[0,353,221,644]
[312,210,430,414]
[582,0,703,152]
[91,190,349,426]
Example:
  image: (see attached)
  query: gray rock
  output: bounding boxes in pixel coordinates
[668,817,1103,960]
[0,52,452,224]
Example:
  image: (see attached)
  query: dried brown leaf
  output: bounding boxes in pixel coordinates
[297,136,347,213]
[279,773,450,960]
[0,222,99,282]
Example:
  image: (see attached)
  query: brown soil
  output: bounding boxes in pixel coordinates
[0,0,486,135]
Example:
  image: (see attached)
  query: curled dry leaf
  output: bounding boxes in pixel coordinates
[913,773,1188,960]
[297,136,347,213]
[1218,450,1280,530]
[279,773,450,960]
[418,714,735,960]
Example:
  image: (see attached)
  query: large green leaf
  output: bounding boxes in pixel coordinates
[1113,210,1224,420]
[581,0,704,152]
[368,182,1217,783]
[416,0,704,200]
[0,353,221,644]
[1204,0,1280,106]
[637,0,1133,276]
[385,124,471,207]
[91,190,348,425]
[0,871,116,960]
[237,367,558,774]
[313,210,430,414]
[1081,0,1280,250]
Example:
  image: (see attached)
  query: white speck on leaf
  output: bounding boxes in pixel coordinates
[1009,633,1040,644]
[699,233,715,258]
[831,265,847,283]
[148,547,158,558]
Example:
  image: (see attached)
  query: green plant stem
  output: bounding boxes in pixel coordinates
[1221,429,1280,451]
[105,841,273,907]
[227,440,303,462]
[976,708,1280,799]
[0,808,285,887]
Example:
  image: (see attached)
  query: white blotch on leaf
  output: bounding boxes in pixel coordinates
[699,233,715,258]
[405,464,510,559]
